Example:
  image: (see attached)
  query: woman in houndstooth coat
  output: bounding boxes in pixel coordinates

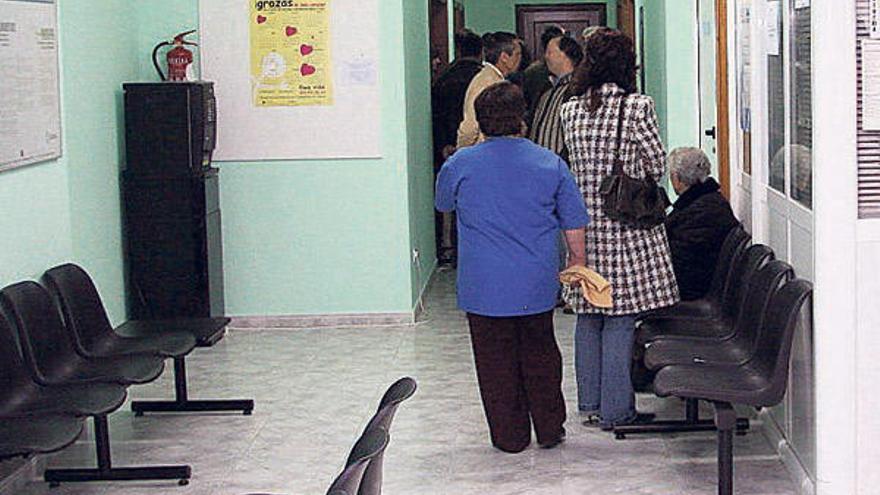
[560,28,679,429]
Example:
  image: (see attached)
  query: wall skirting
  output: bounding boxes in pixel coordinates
[230,312,417,330]
[759,409,816,495]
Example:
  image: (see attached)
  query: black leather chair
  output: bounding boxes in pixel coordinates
[645,260,794,370]
[638,226,750,322]
[0,416,85,460]
[349,377,417,495]
[0,282,191,486]
[652,279,812,495]
[637,243,773,346]
[327,427,390,495]
[43,263,254,416]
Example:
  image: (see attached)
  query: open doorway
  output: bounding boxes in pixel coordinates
[698,0,731,198]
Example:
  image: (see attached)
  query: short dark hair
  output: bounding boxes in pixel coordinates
[557,35,583,67]
[541,25,564,51]
[475,81,526,137]
[455,30,482,58]
[482,31,518,65]
[571,28,639,111]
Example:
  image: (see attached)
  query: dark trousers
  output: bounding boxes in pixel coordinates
[467,310,566,452]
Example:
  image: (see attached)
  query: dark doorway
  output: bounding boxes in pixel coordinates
[516,3,607,58]
[430,1,465,70]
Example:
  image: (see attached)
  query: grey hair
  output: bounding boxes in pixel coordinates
[581,26,602,41]
[668,147,711,188]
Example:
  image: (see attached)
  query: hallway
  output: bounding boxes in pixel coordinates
[17,269,798,495]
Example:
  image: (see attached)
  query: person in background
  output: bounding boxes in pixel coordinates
[581,25,602,45]
[530,34,583,163]
[560,28,679,430]
[432,30,484,265]
[505,38,532,90]
[456,32,522,149]
[436,82,590,453]
[522,25,564,121]
[665,147,740,300]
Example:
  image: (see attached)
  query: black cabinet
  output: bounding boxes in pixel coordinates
[122,82,225,319]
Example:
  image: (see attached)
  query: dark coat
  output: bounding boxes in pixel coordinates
[431,58,483,164]
[664,178,740,301]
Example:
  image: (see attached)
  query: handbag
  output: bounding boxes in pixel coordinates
[598,95,671,228]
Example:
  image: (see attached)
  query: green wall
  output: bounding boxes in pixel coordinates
[461,0,618,35]
[131,1,431,316]
[402,1,438,305]
[0,1,137,324]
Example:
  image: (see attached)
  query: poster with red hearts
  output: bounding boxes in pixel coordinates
[249,0,332,107]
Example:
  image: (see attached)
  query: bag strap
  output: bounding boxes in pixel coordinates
[612,94,628,174]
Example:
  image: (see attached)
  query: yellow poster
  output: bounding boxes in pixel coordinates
[249,0,333,107]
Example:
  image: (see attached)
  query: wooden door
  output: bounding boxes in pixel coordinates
[516,4,607,60]
[430,0,450,63]
[617,0,636,41]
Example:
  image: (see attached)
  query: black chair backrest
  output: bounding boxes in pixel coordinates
[327,427,389,495]
[0,281,77,386]
[729,259,793,353]
[725,244,775,319]
[707,226,750,303]
[751,279,813,407]
[349,377,416,495]
[0,310,35,409]
[42,264,115,356]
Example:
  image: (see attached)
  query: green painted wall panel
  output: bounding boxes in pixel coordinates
[462,0,618,35]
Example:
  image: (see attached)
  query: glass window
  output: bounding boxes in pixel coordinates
[789,2,812,208]
[767,0,785,192]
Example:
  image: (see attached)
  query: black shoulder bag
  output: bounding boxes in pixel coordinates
[598,95,671,228]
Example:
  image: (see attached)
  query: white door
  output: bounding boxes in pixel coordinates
[698,0,719,176]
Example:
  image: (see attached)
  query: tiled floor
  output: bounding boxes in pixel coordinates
[12,269,798,495]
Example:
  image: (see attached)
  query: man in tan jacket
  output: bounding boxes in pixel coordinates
[456,32,522,149]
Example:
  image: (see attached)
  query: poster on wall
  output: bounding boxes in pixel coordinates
[249,0,333,107]
[0,0,61,173]
[200,0,381,161]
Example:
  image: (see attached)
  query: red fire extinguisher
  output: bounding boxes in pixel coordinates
[152,30,198,82]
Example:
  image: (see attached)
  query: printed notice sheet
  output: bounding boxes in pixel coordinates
[862,40,880,131]
[249,0,332,107]
[0,0,61,172]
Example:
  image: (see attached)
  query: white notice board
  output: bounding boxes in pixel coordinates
[0,0,61,172]
[200,0,382,161]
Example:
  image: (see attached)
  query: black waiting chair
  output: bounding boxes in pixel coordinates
[638,225,750,322]
[645,260,794,370]
[651,279,813,495]
[0,281,166,387]
[637,243,773,346]
[0,415,85,460]
[327,427,390,495]
[349,377,417,495]
[43,263,254,416]
[0,282,191,486]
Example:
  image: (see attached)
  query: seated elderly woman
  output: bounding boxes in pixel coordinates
[665,147,741,301]
[435,81,590,453]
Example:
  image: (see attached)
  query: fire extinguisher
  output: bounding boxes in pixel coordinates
[152,30,198,82]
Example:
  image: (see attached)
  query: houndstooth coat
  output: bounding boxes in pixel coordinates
[560,83,680,316]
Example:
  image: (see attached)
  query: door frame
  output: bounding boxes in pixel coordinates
[699,0,731,198]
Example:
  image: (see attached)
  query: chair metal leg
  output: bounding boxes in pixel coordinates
[44,415,191,487]
[613,399,749,439]
[131,357,254,416]
[713,402,736,495]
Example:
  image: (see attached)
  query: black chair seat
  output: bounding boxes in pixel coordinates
[0,415,84,459]
[638,298,720,322]
[116,317,230,347]
[0,381,127,418]
[638,317,734,346]
[645,339,751,371]
[654,363,772,408]
[86,331,196,358]
[42,355,164,386]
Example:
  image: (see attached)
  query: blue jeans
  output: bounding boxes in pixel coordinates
[575,314,637,426]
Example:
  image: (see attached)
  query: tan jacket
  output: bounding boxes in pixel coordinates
[456,64,504,149]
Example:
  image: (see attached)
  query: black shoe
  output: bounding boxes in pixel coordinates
[539,428,566,449]
[600,412,656,432]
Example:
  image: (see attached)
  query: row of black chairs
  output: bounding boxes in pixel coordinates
[0,263,253,487]
[245,377,417,495]
[623,226,813,495]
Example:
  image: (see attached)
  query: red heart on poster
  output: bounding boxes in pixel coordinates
[300,44,314,56]
[286,26,298,36]
[301,63,316,76]
[256,15,267,24]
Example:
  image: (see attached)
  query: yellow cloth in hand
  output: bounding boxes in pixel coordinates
[559,266,614,309]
